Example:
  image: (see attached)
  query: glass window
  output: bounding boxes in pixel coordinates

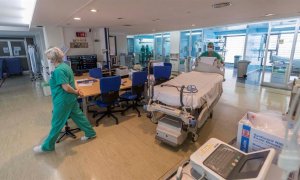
[0,41,11,56]
[277,33,294,58]
[155,34,162,60]
[262,19,298,86]
[162,33,170,62]
[244,22,269,72]
[224,36,245,63]
[127,38,134,54]
[10,41,26,56]
[180,31,190,60]
[191,29,203,58]
[290,28,300,80]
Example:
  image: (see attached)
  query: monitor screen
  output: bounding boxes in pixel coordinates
[240,158,264,173]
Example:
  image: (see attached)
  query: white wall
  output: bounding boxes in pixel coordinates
[63,27,95,56]
[111,33,127,55]
[43,26,64,49]
[170,31,180,54]
[92,28,106,62]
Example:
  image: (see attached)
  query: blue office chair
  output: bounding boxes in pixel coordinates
[89,68,102,79]
[93,76,122,126]
[153,66,172,85]
[164,62,172,68]
[120,71,147,117]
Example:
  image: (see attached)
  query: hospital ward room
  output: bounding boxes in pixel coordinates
[0,0,300,180]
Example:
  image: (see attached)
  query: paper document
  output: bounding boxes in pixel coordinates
[77,79,96,86]
[200,57,216,65]
[78,83,93,87]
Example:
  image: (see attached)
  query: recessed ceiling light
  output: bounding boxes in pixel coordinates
[74,17,81,20]
[265,13,275,17]
[192,24,196,27]
[212,2,232,8]
[90,9,97,13]
[152,29,156,32]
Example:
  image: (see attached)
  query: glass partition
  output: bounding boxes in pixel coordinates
[179,30,190,60]
[154,34,162,61]
[127,38,134,55]
[244,22,269,72]
[162,33,170,62]
[289,24,300,81]
[262,19,298,87]
[131,35,154,65]
[191,29,203,58]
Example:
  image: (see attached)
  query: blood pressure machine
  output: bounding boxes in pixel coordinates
[175,138,275,180]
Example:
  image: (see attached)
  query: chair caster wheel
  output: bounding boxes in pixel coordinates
[138,114,141,117]
[95,123,99,127]
[210,112,213,118]
[147,113,152,119]
[192,134,198,142]
[121,112,125,116]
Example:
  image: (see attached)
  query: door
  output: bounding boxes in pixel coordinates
[261,19,298,88]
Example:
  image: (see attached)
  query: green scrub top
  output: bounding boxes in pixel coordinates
[200,51,224,63]
[49,63,77,105]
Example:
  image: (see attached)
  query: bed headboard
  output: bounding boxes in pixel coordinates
[193,62,225,76]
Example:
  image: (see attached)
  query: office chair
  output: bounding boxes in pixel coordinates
[56,100,82,143]
[56,121,80,143]
[120,71,147,117]
[153,66,172,85]
[164,62,172,68]
[93,76,122,126]
[86,68,103,114]
[89,68,102,79]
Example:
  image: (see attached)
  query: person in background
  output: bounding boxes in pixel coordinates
[33,47,96,153]
[199,42,224,64]
[140,45,146,66]
[145,45,151,64]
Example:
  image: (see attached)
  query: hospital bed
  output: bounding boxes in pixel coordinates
[147,61,224,146]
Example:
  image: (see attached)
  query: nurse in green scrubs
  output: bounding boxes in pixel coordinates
[33,47,96,153]
[200,42,224,64]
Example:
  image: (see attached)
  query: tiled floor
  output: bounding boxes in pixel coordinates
[0,73,290,180]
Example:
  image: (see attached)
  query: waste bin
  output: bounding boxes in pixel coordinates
[234,55,241,68]
[237,60,251,78]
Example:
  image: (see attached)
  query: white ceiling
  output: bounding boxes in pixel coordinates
[31,0,300,34]
[0,0,37,29]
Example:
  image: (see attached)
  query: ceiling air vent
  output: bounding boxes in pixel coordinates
[212,2,231,8]
[123,24,132,27]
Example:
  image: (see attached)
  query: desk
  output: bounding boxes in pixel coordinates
[75,73,132,117]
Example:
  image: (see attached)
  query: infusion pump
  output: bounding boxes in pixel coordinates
[190,138,275,180]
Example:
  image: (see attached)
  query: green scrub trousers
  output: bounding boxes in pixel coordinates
[41,63,96,151]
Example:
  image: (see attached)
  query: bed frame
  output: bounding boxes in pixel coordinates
[146,62,225,146]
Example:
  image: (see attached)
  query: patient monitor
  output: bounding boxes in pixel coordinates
[190,138,275,180]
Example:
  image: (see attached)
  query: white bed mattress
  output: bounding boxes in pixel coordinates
[153,71,223,109]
